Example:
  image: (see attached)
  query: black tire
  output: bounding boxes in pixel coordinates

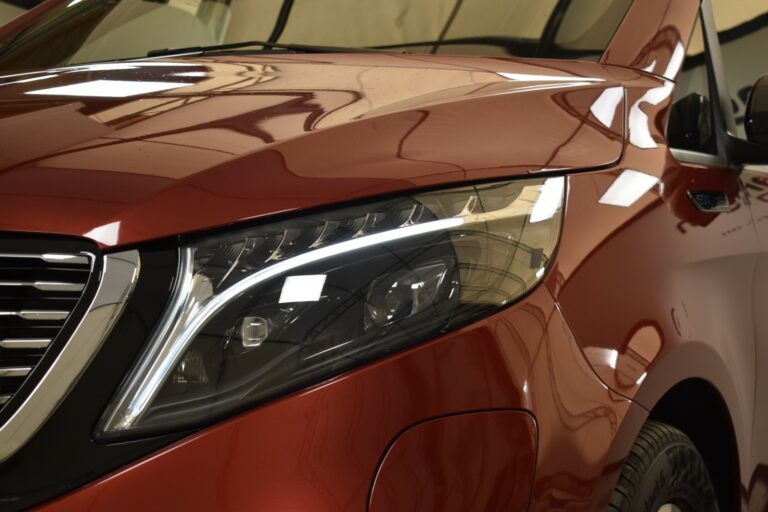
[610,420,719,512]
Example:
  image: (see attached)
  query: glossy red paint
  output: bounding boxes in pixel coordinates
[0,55,623,247]
[368,411,536,512]
[0,0,766,510]
[37,287,633,511]
[602,0,700,80]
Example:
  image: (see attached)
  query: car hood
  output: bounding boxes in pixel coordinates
[0,53,625,248]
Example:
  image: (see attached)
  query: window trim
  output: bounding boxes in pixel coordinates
[670,148,727,167]
[700,0,738,139]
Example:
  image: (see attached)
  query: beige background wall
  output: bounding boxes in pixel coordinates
[0,2,24,25]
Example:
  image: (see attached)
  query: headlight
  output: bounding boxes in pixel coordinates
[98,177,564,438]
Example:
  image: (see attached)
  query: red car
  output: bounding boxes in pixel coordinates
[0,0,767,510]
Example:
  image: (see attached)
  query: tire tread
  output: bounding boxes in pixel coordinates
[609,420,719,512]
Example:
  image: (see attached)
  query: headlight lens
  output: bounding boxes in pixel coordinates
[99,177,564,438]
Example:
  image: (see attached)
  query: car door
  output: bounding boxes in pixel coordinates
[704,0,768,509]
[659,10,762,509]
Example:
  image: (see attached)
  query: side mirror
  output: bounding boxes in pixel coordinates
[746,75,768,147]
[668,93,715,153]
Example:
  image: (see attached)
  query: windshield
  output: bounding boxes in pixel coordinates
[0,0,632,73]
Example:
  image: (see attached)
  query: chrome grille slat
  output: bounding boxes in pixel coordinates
[0,248,93,413]
[0,281,86,292]
[0,253,90,266]
[0,310,70,321]
[0,339,51,349]
[0,367,32,378]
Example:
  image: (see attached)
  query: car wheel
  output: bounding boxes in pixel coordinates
[610,420,719,512]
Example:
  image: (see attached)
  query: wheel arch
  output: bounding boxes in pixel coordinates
[600,342,745,512]
[649,378,741,512]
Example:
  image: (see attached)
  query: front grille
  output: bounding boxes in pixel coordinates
[0,251,93,409]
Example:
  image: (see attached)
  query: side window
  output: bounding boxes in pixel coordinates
[669,16,717,154]
[712,0,768,138]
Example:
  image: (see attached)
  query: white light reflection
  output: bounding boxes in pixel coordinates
[84,221,120,246]
[584,347,620,370]
[62,62,200,72]
[628,42,685,149]
[279,275,327,304]
[642,60,657,74]
[0,62,200,83]
[26,79,193,98]
[663,42,687,81]
[628,81,674,149]
[598,170,659,208]
[590,87,624,128]
[6,75,55,86]
[173,72,209,77]
[530,177,565,223]
[498,72,604,83]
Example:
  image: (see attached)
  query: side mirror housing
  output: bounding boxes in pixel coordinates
[668,93,715,153]
[746,75,768,147]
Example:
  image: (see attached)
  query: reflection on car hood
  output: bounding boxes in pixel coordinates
[0,53,625,247]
